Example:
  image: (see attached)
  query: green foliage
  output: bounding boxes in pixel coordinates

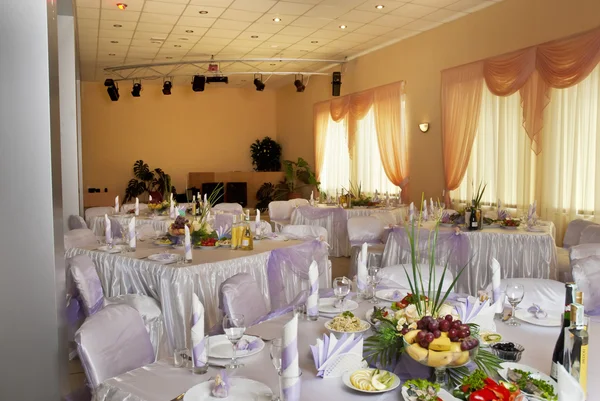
[472,181,487,209]
[364,319,404,368]
[124,160,172,202]
[282,157,320,193]
[250,136,282,172]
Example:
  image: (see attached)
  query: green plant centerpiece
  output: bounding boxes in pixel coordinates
[342,182,380,207]
[282,157,320,199]
[470,182,487,230]
[364,196,500,388]
[124,160,172,202]
[190,184,224,244]
[250,136,282,172]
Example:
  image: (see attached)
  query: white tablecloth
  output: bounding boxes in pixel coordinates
[291,206,407,257]
[88,213,173,236]
[382,221,558,295]
[65,239,329,352]
[96,301,599,401]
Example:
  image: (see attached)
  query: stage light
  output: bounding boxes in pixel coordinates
[206,76,228,84]
[104,79,119,101]
[116,3,127,10]
[192,75,206,92]
[162,80,172,95]
[254,75,265,91]
[332,72,342,97]
[294,75,305,92]
[131,82,142,97]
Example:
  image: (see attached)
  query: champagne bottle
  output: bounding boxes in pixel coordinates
[551,282,577,380]
[564,303,588,396]
[241,222,254,250]
[468,203,478,231]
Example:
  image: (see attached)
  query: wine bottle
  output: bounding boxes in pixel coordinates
[551,282,577,380]
[241,222,254,250]
[564,303,588,396]
[468,204,478,231]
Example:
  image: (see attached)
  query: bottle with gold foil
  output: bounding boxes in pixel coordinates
[231,215,240,250]
[240,212,253,250]
[564,302,588,397]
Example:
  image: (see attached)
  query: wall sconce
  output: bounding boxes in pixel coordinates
[419,123,430,133]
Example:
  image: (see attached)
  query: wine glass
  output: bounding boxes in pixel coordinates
[333,277,351,310]
[222,314,246,369]
[367,266,382,304]
[505,284,524,326]
[269,338,283,401]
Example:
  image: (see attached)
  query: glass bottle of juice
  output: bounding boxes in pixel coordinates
[231,215,240,250]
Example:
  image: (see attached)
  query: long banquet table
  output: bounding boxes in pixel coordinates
[96,300,598,401]
[88,213,173,236]
[66,239,329,352]
[290,205,407,257]
[382,221,558,295]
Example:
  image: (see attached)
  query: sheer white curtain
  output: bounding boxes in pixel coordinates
[319,115,350,196]
[540,64,600,240]
[353,107,398,195]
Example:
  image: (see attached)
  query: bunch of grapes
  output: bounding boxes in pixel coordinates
[406,315,479,351]
[172,216,188,229]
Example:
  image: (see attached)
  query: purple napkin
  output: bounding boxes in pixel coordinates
[527,303,548,319]
[236,338,260,351]
[391,290,403,301]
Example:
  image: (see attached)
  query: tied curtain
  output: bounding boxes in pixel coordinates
[314,81,410,199]
[442,26,600,206]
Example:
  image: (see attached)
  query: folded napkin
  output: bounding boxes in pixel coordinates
[373,190,379,202]
[385,192,390,207]
[281,315,300,400]
[128,217,136,249]
[184,225,192,262]
[104,214,112,245]
[204,193,207,205]
[490,258,503,315]
[191,294,206,368]
[235,338,261,351]
[310,191,314,205]
[422,199,428,221]
[455,296,500,332]
[527,303,548,319]
[391,290,404,301]
[310,333,364,378]
[170,193,174,204]
[169,201,175,219]
[114,196,120,213]
[430,197,435,216]
[409,202,415,223]
[557,362,585,401]
[307,260,319,319]
[148,194,152,202]
[216,224,230,240]
[357,243,368,292]
[211,370,230,398]
[255,210,261,237]
[134,197,139,216]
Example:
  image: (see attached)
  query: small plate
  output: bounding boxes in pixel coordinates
[401,387,460,401]
[196,245,219,250]
[440,223,455,227]
[208,335,264,359]
[97,245,126,253]
[342,369,400,394]
[318,298,359,314]
[365,306,394,323]
[484,223,502,228]
[375,289,407,303]
[183,378,272,401]
[153,239,174,247]
[268,234,288,241]
[498,362,557,396]
[500,225,520,230]
[325,319,370,335]
[147,253,179,264]
[514,309,561,327]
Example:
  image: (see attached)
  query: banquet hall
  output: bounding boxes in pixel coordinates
[2,0,600,399]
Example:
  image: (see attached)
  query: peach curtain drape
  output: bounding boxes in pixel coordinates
[313,102,331,181]
[442,26,600,201]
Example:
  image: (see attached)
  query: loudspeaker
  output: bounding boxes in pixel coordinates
[225,182,247,207]
[192,75,206,92]
[332,72,342,97]
[201,182,224,204]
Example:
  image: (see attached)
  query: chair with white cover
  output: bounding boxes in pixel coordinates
[65,229,98,249]
[75,304,155,390]
[371,211,397,227]
[579,224,600,244]
[556,219,599,282]
[212,203,243,214]
[268,201,293,232]
[69,215,88,230]
[289,198,309,207]
[219,273,269,326]
[571,255,600,315]
[250,220,273,235]
[347,216,386,277]
[281,224,327,241]
[379,264,455,293]
[84,206,115,226]
[68,255,165,359]
[484,277,565,313]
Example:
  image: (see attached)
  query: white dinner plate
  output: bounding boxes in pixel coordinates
[342,369,400,394]
[97,245,126,253]
[500,225,520,230]
[498,362,557,396]
[484,223,502,228]
[325,319,370,335]
[514,309,562,327]
[401,387,460,401]
[375,289,407,303]
[195,245,218,250]
[440,223,455,227]
[208,335,264,359]
[147,253,179,264]
[183,378,272,401]
[318,298,359,314]
[268,234,288,241]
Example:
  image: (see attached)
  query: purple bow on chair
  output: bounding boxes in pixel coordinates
[527,303,548,319]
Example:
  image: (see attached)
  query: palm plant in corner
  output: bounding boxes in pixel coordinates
[364,195,501,388]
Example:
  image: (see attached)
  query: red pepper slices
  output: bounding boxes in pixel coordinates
[455,377,520,401]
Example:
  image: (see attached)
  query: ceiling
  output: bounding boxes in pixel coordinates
[75,0,502,86]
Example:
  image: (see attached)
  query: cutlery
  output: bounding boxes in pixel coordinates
[170,393,185,401]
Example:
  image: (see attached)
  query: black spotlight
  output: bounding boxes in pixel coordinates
[294,75,305,93]
[254,75,265,91]
[104,79,119,101]
[162,80,172,95]
[192,75,206,92]
[131,82,142,97]
[332,72,342,96]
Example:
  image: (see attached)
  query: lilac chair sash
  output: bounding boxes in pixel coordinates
[69,255,105,316]
[296,205,346,221]
[218,273,269,326]
[267,240,329,309]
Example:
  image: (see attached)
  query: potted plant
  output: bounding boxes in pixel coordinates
[250,137,282,172]
[282,157,320,199]
[124,160,172,202]
[255,182,288,212]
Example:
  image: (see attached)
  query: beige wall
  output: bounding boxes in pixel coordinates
[81,82,277,199]
[275,0,600,202]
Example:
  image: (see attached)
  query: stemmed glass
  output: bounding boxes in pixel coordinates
[367,266,382,304]
[269,338,283,401]
[222,314,246,369]
[333,277,351,310]
[505,284,525,326]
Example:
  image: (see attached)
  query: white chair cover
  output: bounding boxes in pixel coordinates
[269,201,293,231]
[289,198,309,207]
[485,277,564,312]
[120,203,148,213]
[68,215,88,230]
[563,219,598,248]
[347,216,385,245]
[380,264,455,293]
[579,224,600,244]
[212,203,243,214]
[219,273,269,325]
[571,255,600,314]
[281,224,327,241]
[570,243,600,261]
[84,207,115,226]
[65,228,98,249]
[370,211,397,227]
[250,221,273,235]
[75,304,155,389]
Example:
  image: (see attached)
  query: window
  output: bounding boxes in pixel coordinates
[319,116,350,196]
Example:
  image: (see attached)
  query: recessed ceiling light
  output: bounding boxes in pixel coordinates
[270,45,279,48]
[273,17,281,22]
[116,3,127,10]
[251,35,259,38]
[178,37,188,40]
[375,4,384,9]
[185,29,194,33]
[110,40,119,43]
[108,53,116,56]
[166,56,173,59]
[198,10,208,14]
[174,44,182,47]
[311,40,318,43]
[339,25,347,29]
[113,24,122,28]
